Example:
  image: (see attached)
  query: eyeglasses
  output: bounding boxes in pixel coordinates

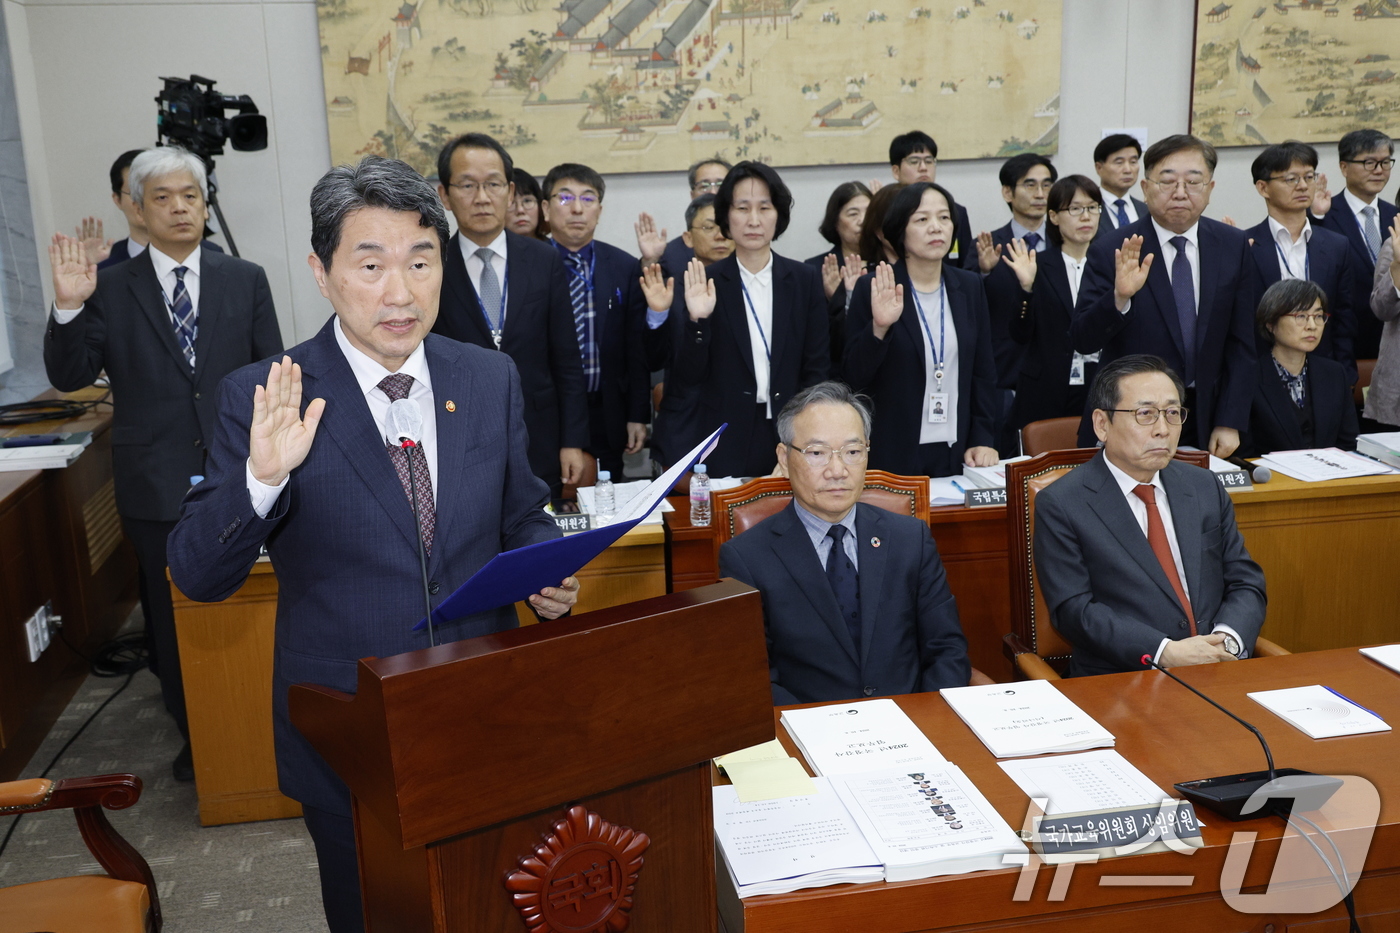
[1284,311,1331,326]
[510,196,538,210]
[902,156,937,169]
[1060,204,1103,217]
[448,180,509,197]
[1267,172,1317,188]
[1342,157,1396,172]
[692,180,724,192]
[1110,407,1189,426]
[552,192,599,206]
[788,443,871,467]
[690,222,721,235]
[1147,177,1209,194]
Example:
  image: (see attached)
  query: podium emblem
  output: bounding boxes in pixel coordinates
[505,805,650,932]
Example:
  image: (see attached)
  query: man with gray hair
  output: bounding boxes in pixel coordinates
[718,381,970,704]
[166,155,575,933]
[46,145,283,781]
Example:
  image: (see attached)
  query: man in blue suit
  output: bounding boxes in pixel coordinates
[542,162,650,478]
[1073,134,1256,457]
[1244,141,1356,384]
[719,382,970,705]
[1311,128,1397,361]
[166,157,577,933]
[1093,134,1149,240]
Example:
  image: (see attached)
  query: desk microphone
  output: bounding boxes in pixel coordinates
[1226,455,1271,484]
[1140,654,1339,819]
[388,399,435,647]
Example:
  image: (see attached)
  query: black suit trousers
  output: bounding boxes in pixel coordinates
[121,516,186,739]
[302,804,365,933]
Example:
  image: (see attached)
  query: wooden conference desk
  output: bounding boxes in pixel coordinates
[171,522,666,826]
[725,647,1400,932]
[667,471,1400,681]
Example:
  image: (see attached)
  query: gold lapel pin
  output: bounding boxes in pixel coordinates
[445,400,457,412]
[871,537,881,548]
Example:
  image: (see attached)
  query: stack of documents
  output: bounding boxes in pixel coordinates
[961,456,1030,490]
[929,476,968,506]
[713,778,884,897]
[1360,644,1400,674]
[1357,433,1400,471]
[997,750,1171,815]
[780,699,946,775]
[1247,685,1391,739]
[940,680,1115,758]
[0,433,91,472]
[1254,448,1394,482]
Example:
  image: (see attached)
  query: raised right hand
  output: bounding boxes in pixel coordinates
[1160,633,1236,668]
[975,231,999,273]
[683,257,716,321]
[249,356,326,487]
[1000,238,1038,292]
[634,212,667,264]
[870,262,904,338]
[638,262,674,312]
[1311,174,1332,217]
[1113,234,1154,309]
[49,234,98,311]
[76,217,113,265]
[820,252,841,300]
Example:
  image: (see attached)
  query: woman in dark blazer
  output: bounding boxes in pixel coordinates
[672,161,829,476]
[987,174,1105,430]
[806,181,871,374]
[844,182,998,477]
[1241,279,1358,457]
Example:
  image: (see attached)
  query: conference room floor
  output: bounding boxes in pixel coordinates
[0,611,329,932]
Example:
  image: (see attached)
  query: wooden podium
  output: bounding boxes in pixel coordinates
[290,579,772,933]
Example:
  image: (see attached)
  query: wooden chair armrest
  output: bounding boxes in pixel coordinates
[0,778,54,811]
[1253,636,1290,658]
[1014,653,1062,681]
[969,667,997,686]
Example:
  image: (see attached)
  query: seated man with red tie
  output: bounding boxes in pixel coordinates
[1032,354,1266,677]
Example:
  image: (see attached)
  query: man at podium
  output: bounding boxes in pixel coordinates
[168,156,578,933]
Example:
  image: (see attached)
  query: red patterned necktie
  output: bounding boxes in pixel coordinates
[1131,483,1195,635]
[378,373,435,555]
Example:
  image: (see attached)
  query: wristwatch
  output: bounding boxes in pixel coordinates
[1220,632,1243,658]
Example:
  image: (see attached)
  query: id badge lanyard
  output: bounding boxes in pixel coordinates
[912,285,947,390]
[477,264,511,348]
[1274,240,1310,281]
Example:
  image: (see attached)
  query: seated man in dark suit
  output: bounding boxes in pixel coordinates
[1034,355,1266,677]
[719,382,970,704]
[1244,141,1356,384]
[1093,134,1148,239]
[540,162,650,478]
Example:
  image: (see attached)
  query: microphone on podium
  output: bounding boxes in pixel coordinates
[1225,455,1271,484]
[388,399,436,646]
[1140,653,1339,819]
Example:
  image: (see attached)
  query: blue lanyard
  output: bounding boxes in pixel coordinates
[1274,239,1310,281]
[911,284,947,384]
[564,249,597,293]
[740,280,772,361]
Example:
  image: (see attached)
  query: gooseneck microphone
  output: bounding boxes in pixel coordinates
[1141,654,1339,819]
[1226,455,1272,484]
[388,399,435,647]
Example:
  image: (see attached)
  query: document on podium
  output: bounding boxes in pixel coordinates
[415,424,725,629]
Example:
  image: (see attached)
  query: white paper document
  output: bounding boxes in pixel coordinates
[961,456,1031,489]
[1255,448,1395,483]
[1247,685,1391,739]
[780,699,946,776]
[997,750,1171,815]
[713,778,884,897]
[940,680,1115,758]
[1360,644,1400,675]
[829,765,1027,882]
[929,475,967,506]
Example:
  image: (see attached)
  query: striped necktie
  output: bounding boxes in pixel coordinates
[563,251,600,392]
[1362,206,1382,262]
[170,266,197,368]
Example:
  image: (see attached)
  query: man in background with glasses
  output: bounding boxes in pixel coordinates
[431,133,589,497]
[889,130,977,269]
[633,157,733,279]
[1311,129,1397,361]
[1073,134,1256,459]
[719,381,970,705]
[1244,141,1357,385]
[1034,355,1265,677]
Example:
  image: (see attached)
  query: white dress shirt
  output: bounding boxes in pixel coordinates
[246,317,438,517]
[738,253,775,416]
[1063,253,1099,379]
[1267,216,1311,280]
[1101,455,1245,662]
[460,229,509,320]
[1121,220,1202,328]
[53,242,201,326]
[913,284,959,445]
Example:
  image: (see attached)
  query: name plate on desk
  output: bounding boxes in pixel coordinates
[1215,470,1252,492]
[551,514,592,533]
[1031,800,1203,859]
[964,488,1007,508]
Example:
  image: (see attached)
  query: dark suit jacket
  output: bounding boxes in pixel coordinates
[1243,219,1356,383]
[166,321,560,813]
[44,248,282,522]
[577,240,651,460]
[804,245,855,377]
[984,222,1047,389]
[719,501,970,705]
[843,262,997,475]
[431,231,588,489]
[1033,454,1266,677]
[1073,216,1257,447]
[659,234,694,279]
[96,237,224,271]
[950,203,977,271]
[1315,196,1399,360]
[1241,353,1359,458]
[669,252,829,477]
[997,244,1097,428]
[1095,196,1149,241]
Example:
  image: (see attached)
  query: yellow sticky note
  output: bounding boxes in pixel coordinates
[726,757,818,802]
[715,739,787,774]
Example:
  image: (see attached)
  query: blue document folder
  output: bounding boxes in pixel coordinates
[416,424,726,629]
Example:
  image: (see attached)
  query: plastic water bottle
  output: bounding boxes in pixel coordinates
[594,470,616,522]
[690,463,712,526]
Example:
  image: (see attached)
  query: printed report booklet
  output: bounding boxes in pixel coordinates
[780,699,946,776]
[939,680,1115,758]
